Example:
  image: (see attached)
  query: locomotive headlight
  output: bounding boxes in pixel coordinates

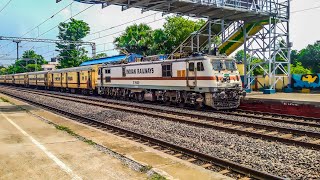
[219,91,227,99]
[213,88,218,92]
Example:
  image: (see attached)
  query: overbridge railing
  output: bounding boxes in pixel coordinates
[183,0,287,17]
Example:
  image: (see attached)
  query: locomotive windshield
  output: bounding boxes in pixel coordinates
[212,59,237,71]
[212,60,224,71]
[225,60,237,71]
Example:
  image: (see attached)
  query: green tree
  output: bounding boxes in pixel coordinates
[56,18,90,68]
[250,58,266,76]
[234,50,250,64]
[291,62,312,74]
[290,50,299,65]
[22,50,47,70]
[114,16,205,55]
[297,41,320,73]
[114,24,153,55]
[150,29,169,54]
[0,66,7,75]
[3,50,47,74]
[25,64,42,72]
[95,53,107,59]
[163,16,205,53]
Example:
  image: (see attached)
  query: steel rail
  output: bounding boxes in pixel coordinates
[2,86,320,150]
[234,109,320,124]
[3,85,318,128]
[0,89,286,180]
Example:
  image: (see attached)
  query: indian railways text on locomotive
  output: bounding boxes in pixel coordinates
[126,68,155,74]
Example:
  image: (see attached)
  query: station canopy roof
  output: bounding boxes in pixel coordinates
[80,54,143,66]
[73,0,280,21]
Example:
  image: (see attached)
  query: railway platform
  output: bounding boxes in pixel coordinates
[240,92,320,118]
[0,98,147,180]
[0,94,232,180]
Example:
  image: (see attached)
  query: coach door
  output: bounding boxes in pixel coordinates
[88,71,92,89]
[105,68,111,84]
[65,72,69,89]
[99,68,103,86]
[51,74,54,87]
[187,61,197,87]
[77,72,80,88]
[44,74,48,87]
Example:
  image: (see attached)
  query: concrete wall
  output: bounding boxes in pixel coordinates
[237,63,320,91]
[249,75,289,91]
[292,74,320,90]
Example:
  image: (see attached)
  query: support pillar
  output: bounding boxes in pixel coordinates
[208,20,212,55]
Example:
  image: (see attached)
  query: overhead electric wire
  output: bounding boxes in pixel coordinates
[3,3,95,59]
[88,12,160,36]
[35,4,95,39]
[46,15,166,59]
[88,17,166,41]
[0,2,74,51]
[0,0,14,14]
[20,2,75,38]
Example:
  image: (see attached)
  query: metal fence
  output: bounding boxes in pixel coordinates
[185,0,288,17]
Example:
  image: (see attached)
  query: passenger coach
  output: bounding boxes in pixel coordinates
[48,65,99,94]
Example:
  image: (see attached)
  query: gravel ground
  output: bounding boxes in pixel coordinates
[2,88,320,179]
[42,89,320,133]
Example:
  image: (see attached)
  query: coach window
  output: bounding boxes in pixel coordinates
[105,69,111,74]
[189,62,195,72]
[162,64,172,77]
[197,62,204,71]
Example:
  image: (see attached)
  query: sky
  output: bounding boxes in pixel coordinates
[0,0,319,65]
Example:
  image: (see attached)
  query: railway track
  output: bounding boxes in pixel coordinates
[0,86,286,180]
[2,86,320,151]
[226,109,320,128]
[3,85,319,128]
[2,85,318,127]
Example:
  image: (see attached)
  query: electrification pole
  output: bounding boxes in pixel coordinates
[12,40,21,74]
[13,40,21,61]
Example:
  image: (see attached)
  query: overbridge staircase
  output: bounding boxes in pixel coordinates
[170,19,269,57]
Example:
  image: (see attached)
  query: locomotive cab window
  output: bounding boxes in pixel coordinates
[197,62,204,71]
[225,61,237,71]
[189,62,195,71]
[98,69,101,75]
[212,60,225,71]
[162,64,172,77]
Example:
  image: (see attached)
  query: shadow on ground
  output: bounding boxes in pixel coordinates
[0,105,36,112]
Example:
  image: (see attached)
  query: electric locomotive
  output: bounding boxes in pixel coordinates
[98,55,246,110]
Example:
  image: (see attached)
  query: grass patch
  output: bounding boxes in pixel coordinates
[55,125,77,136]
[55,125,96,146]
[149,174,166,180]
[140,165,153,173]
[84,139,95,145]
[0,97,9,102]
